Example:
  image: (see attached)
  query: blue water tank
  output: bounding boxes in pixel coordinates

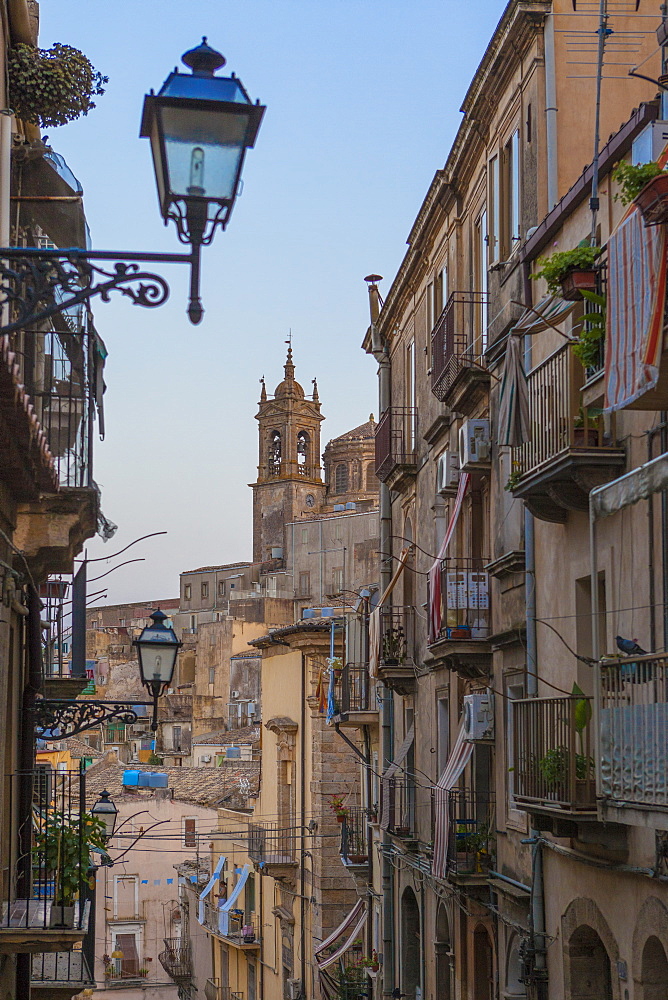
[123,770,140,786]
[149,773,168,788]
[137,772,152,787]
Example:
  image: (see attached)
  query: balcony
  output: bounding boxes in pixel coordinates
[427,558,491,677]
[431,291,490,415]
[0,769,91,954]
[340,807,369,870]
[39,576,90,700]
[385,778,415,840]
[248,821,297,879]
[334,664,378,728]
[31,950,94,999]
[205,981,243,1000]
[159,936,192,985]
[374,407,417,490]
[598,654,668,827]
[511,344,625,523]
[201,902,260,949]
[377,606,416,695]
[445,788,495,884]
[513,696,596,823]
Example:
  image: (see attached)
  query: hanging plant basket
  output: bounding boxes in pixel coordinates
[8,43,107,128]
[560,268,598,302]
[634,173,668,226]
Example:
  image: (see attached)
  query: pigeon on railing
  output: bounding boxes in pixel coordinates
[615,635,647,656]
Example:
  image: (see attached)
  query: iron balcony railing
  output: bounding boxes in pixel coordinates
[379,606,415,667]
[431,291,489,402]
[385,778,415,838]
[248,821,295,865]
[513,696,596,811]
[374,407,418,482]
[205,980,244,1000]
[340,663,374,713]
[432,557,490,642]
[158,937,192,984]
[0,767,91,933]
[340,806,369,864]
[8,316,98,489]
[446,788,495,877]
[598,654,668,811]
[31,950,94,987]
[516,344,606,476]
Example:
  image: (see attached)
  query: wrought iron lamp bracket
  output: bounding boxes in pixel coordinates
[34,698,154,738]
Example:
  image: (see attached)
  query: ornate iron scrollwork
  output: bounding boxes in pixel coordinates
[0,254,171,335]
[34,699,152,738]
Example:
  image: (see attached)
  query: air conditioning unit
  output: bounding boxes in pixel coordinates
[462,692,494,742]
[459,419,491,471]
[247,703,256,717]
[287,979,302,1000]
[201,755,212,763]
[437,450,459,495]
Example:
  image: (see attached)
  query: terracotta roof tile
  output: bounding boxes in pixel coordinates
[192,725,260,746]
[84,758,260,809]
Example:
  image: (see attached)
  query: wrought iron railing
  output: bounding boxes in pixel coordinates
[0,767,91,933]
[431,291,489,401]
[31,950,94,986]
[340,806,369,864]
[516,344,605,476]
[432,557,490,642]
[385,778,415,837]
[513,696,596,811]
[379,606,415,667]
[39,575,85,683]
[205,980,244,1000]
[248,821,295,865]
[374,407,417,482]
[446,788,495,876]
[158,936,192,983]
[340,663,374,713]
[598,654,668,810]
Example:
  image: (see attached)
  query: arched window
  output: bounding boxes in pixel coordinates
[641,936,668,1000]
[401,887,421,999]
[435,904,452,1000]
[297,431,310,476]
[366,461,377,491]
[473,924,494,1000]
[269,431,281,476]
[568,924,613,1000]
[335,463,349,494]
[505,934,526,998]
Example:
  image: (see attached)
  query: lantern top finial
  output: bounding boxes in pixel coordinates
[181,38,226,76]
[149,609,168,628]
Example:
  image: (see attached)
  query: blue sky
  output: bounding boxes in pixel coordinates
[38,0,507,604]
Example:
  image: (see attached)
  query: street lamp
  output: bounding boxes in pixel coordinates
[133,610,182,731]
[91,789,118,841]
[140,37,265,323]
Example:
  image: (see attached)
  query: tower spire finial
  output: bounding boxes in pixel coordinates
[312,377,319,402]
[284,330,295,379]
[259,375,267,402]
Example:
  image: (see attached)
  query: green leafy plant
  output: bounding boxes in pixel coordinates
[538,747,593,784]
[382,624,406,663]
[574,405,604,430]
[328,794,348,820]
[532,246,602,296]
[612,160,664,206]
[8,43,107,127]
[572,290,606,369]
[33,811,107,906]
[147,752,164,765]
[505,463,522,492]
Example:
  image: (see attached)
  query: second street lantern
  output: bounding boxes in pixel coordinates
[133,609,182,731]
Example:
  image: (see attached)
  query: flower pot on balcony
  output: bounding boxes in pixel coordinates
[447,627,471,640]
[50,903,75,928]
[575,778,596,806]
[573,428,599,447]
[634,172,668,226]
[560,268,598,301]
[242,925,255,943]
[347,854,368,865]
[382,657,399,666]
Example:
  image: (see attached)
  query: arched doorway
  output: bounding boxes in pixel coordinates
[401,887,421,999]
[435,903,452,1000]
[506,934,526,998]
[641,936,668,1000]
[569,924,613,1000]
[473,924,493,1000]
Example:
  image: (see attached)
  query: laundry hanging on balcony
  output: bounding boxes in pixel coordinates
[368,546,411,678]
[217,863,250,936]
[315,897,368,999]
[605,204,667,411]
[380,722,414,829]
[432,719,473,880]
[197,854,226,925]
[428,473,470,644]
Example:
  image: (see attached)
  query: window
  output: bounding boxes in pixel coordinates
[475,210,488,355]
[114,875,138,919]
[183,817,197,848]
[505,129,521,250]
[269,430,282,476]
[332,567,344,594]
[434,266,446,321]
[201,582,209,599]
[334,519,343,540]
[335,463,348,493]
[301,527,308,544]
[298,571,310,597]
[437,697,449,775]
[91,620,98,628]
[209,666,215,685]
[114,932,140,977]
[426,280,434,333]
[218,580,226,596]
[366,462,376,491]
[505,674,526,813]
[119,619,126,627]
[406,340,416,448]
[184,584,192,600]
[190,614,196,630]
[297,430,310,475]
[173,726,182,751]
[489,155,500,263]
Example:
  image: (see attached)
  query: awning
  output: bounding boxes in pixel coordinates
[591,452,668,519]
[380,723,414,829]
[428,474,470,644]
[497,333,530,448]
[314,899,367,971]
[198,855,226,925]
[432,721,474,880]
[511,294,577,336]
[368,547,411,678]
[15,145,89,250]
[218,864,250,936]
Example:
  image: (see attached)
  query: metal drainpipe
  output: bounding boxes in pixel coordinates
[300,650,306,997]
[544,13,559,210]
[661,414,668,650]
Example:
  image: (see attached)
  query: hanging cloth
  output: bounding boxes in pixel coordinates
[218,864,250,936]
[314,899,367,971]
[432,721,474,880]
[380,723,415,829]
[497,333,530,448]
[368,547,412,678]
[197,855,226,925]
[428,473,471,644]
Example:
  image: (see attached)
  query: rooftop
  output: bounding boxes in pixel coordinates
[181,561,251,575]
[329,418,376,442]
[192,725,261,746]
[84,757,261,808]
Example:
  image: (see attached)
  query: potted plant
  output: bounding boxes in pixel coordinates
[381,624,405,665]
[572,290,606,372]
[242,923,256,943]
[573,406,603,447]
[138,968,149,978]
[447,625,472,640]
[327,656,343,681]
[532,245,602,300]
[613,160,668,224]
[33,810,107,928]
[8,43,107,128]
[329,794,348,822]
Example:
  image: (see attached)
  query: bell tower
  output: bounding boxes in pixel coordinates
[251,347,326,562]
